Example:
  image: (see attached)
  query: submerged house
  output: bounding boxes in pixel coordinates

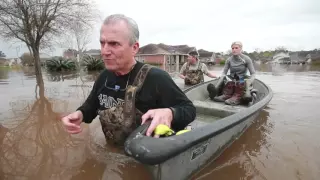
[63,49,101,61]
[135,43,196,71]
[135,43,217,71]
[306,53,320,64]
[272,52,291,64]
[0,57,9,66]
[290,52,306,64]
[198,49,215,65]
[84,49,101,59]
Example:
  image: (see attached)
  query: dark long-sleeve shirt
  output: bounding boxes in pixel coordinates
[77,61,196,131]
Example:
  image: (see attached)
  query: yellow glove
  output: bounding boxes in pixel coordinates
[154,124,175,136]
[176,129,190,135]
[154,124,191,136]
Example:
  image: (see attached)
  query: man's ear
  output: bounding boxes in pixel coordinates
[132,42,140,55]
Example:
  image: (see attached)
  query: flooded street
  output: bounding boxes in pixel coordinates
[1,64,320,180]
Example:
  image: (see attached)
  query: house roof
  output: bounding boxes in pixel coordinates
[198,49,214,58]
[137,43,214,57]
[0,57,7,62]
[273,52,290,59]
[289,52,305,62]
[307,53,320,59]
[85,49,101,53]
[137,43,196,55]
[84,49,101,56]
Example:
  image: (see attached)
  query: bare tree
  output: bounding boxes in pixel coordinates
[73,23,92,62]
[59,15,94,62]
[0,0,100,85]
[20,52,34,66]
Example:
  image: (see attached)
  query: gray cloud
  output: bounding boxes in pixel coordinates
[1,0,319,57]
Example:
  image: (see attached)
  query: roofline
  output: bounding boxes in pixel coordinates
[136,53,188,56]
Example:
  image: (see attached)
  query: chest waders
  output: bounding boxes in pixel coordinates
[98,64,152,146]
[184,63,204,85]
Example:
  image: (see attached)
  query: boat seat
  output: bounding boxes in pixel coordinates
[192,100,247,117]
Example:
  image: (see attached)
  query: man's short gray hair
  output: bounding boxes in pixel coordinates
[231,41,243,48]
[102,14,139,45]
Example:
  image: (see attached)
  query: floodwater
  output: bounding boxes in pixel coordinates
[0,63,320,180]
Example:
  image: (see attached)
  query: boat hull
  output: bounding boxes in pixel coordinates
[146,110,260,180]
[124,78,273,180]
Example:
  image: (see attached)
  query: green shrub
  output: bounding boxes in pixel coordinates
[219,59,226,65]
[311,61,320,66]
[82,55,105,71]
[46,57,76,71]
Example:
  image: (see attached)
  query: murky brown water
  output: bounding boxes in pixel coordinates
[0,63,320,180]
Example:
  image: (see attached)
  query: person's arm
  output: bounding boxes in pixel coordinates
[76,72,104,123]
[202,63,217,78]
[152,69,196,130]
[245,56,256,81]
[178,63,187,79]
[221,58,231,77]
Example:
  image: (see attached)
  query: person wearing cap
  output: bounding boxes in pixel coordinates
[179,49,217,85]
[207,41,256,105]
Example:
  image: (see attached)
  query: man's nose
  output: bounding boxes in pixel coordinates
[101,44,111,55]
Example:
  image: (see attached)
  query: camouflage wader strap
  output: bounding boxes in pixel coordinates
[198,63,204,83]
[197,62,202,71]
[123,64,152,129]
[186,63,190,71]
[98,64,152,145]
[184,62,204,85]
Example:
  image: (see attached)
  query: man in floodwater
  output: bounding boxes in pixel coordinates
[61,14,196,145]
[207,41,256,105]
[179,49,217,85]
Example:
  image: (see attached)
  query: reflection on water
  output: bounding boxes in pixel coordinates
[191,110,272,180]
[255,63,320,74]
[0,68,10,80]
[0,85,88,180]
[0,63,320,180]
[0,89,85,179]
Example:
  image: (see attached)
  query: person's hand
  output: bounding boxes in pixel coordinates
[61,110,83,134]
[141,108,173,138]
[178,74,185,79]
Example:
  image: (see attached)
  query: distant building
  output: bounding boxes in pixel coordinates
[289,52,306,64]
[198,49,215,65]
[0,57,9,66]
[272,52,291,64]
[306,53,320,63]
[135,43,217,71]
[63,49,101,61]
[83,49,101,59]
[63,49,78,59]
[135,43,194,69]
[8,58,22,66]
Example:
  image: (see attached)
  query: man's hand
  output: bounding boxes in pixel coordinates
[208,72,218,78]
[61,110,83,134]
[178,74,185,79]
[141,108,173,138]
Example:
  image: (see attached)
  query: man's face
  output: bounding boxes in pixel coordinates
[100,21,139,72]
[231,44,242,55]
[187,55,196,64]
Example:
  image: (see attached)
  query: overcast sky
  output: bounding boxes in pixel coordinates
[1,0,320,58]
